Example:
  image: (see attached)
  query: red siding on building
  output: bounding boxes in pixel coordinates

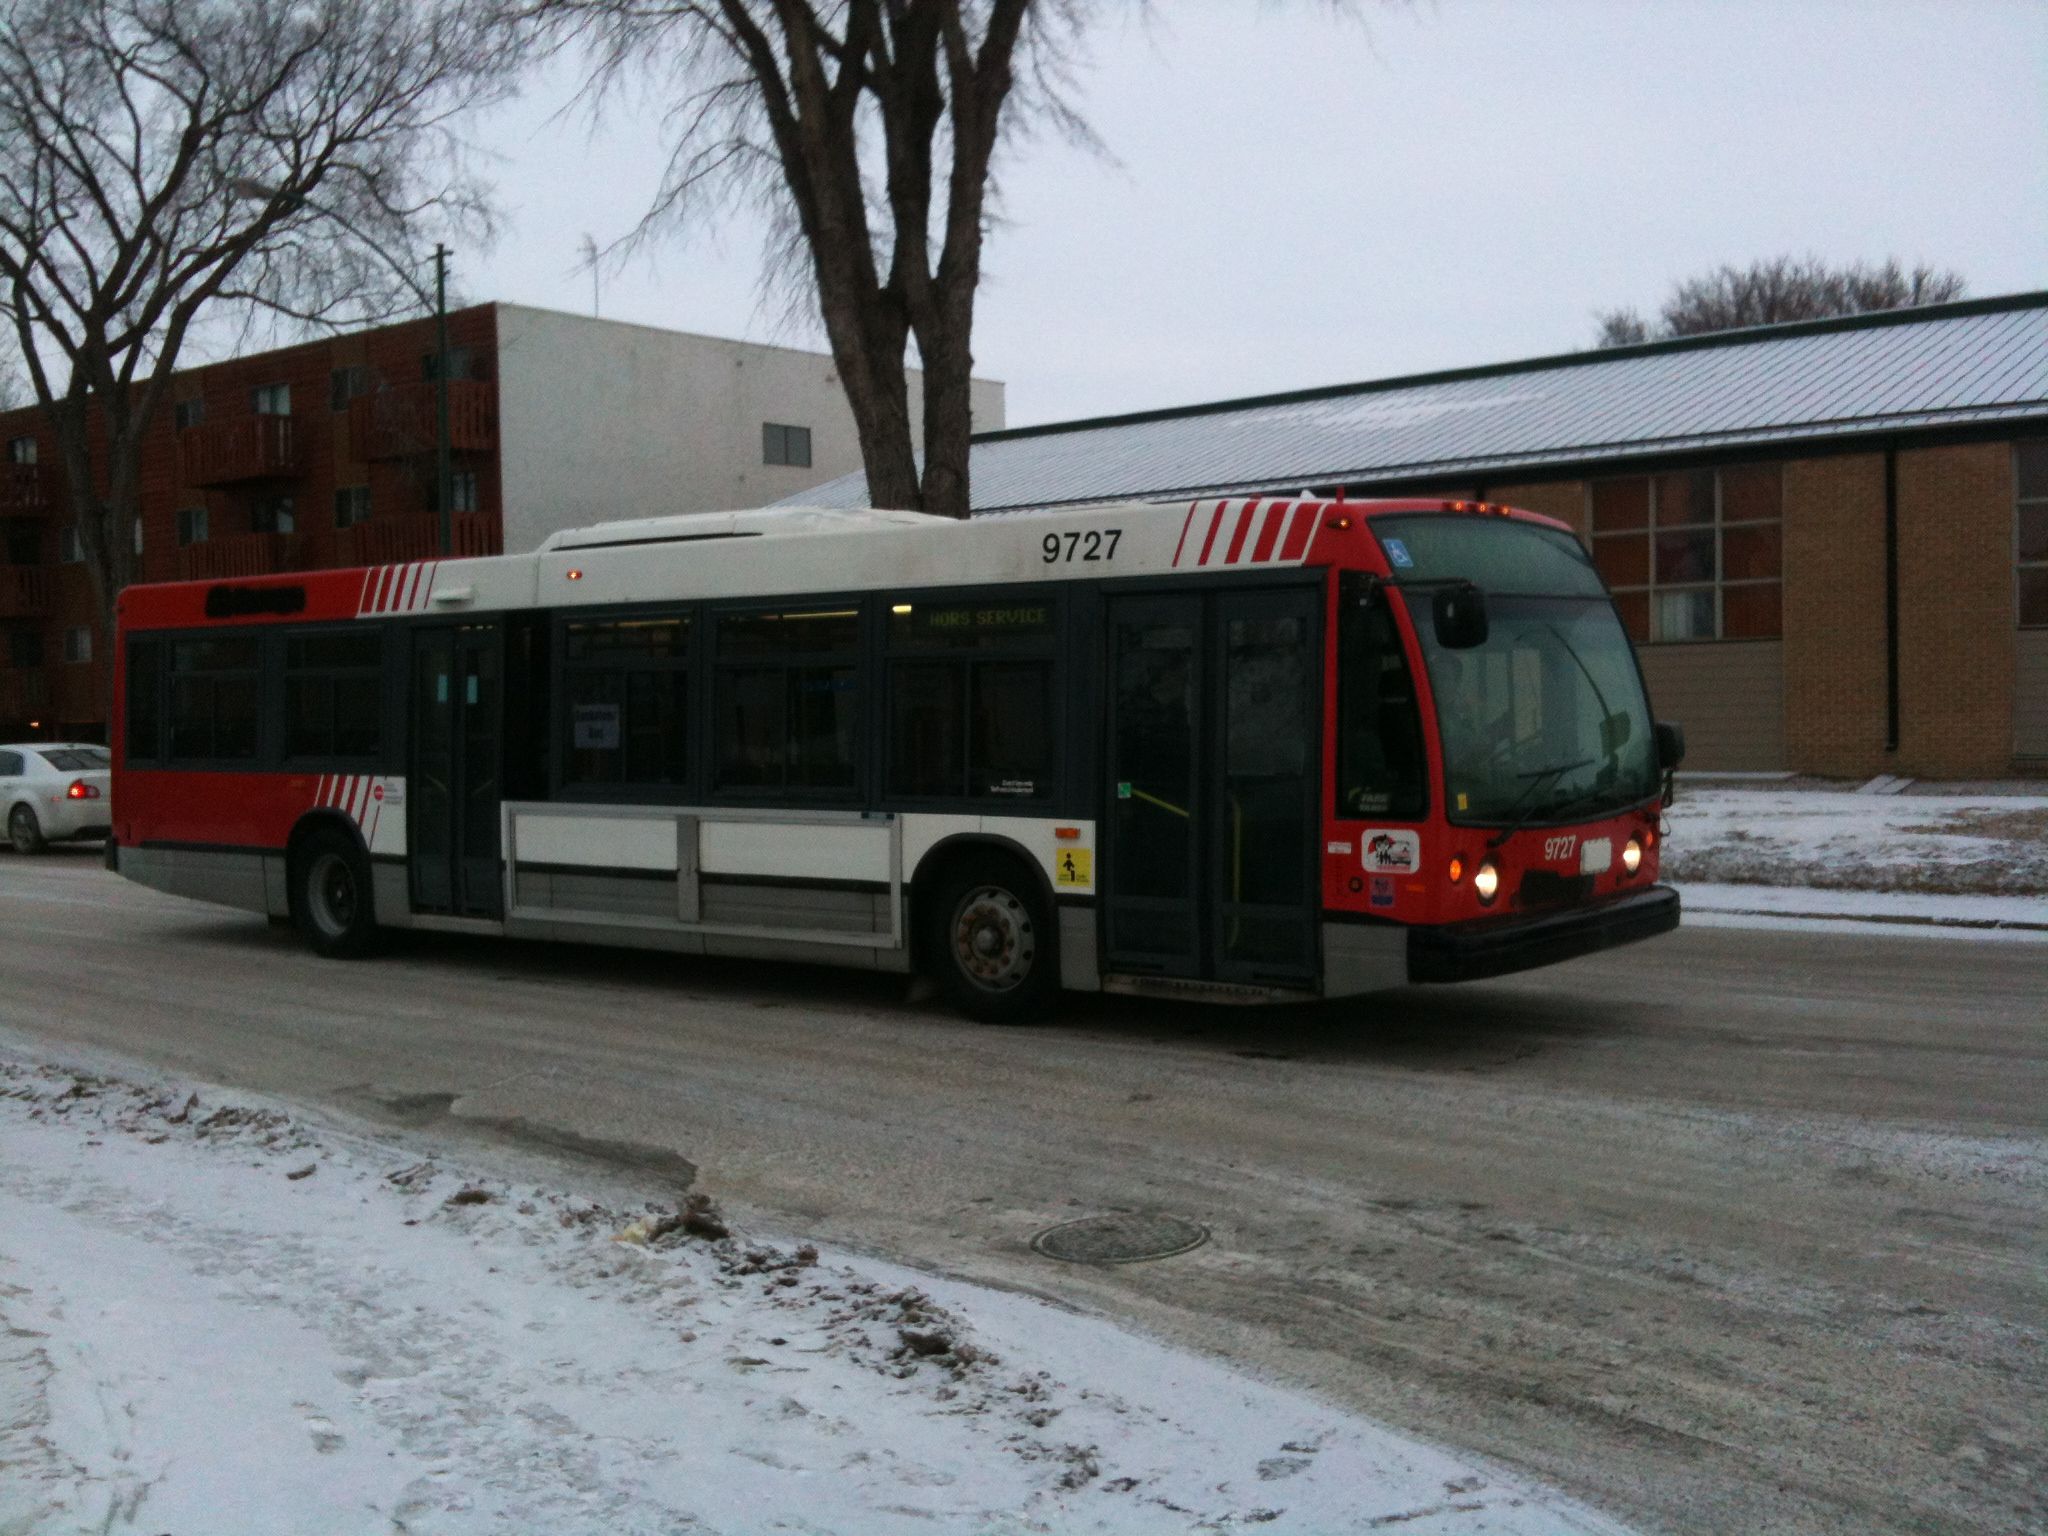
[0,306,504,738]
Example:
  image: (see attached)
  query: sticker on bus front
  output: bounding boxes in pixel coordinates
[1384,538,1414,569]
[1055,849,1093,886]
[1362,829,1420,875]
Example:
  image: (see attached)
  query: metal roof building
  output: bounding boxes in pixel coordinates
[797,292,2048,513]
[796,292,2048,779]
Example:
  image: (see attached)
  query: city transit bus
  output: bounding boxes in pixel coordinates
[108,497,1683,1020]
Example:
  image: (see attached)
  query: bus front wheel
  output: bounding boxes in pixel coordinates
[293,829,378,959]
[924,857,1058,1023]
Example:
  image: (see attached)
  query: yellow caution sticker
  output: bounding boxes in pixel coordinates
[1054,848,1093,887]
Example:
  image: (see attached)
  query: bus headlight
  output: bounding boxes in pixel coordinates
[1622,837,1643,875]
[1473,860,1500,905]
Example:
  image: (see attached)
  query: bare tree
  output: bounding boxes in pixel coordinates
[0,0,514,631]
[1596,256,1966,347]
[525,0,1114,517]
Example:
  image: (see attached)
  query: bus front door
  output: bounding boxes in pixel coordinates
[1103,588,1319,989]
[410,623,504,919]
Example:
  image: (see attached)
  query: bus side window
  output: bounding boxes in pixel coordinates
[1337,590,1427,820]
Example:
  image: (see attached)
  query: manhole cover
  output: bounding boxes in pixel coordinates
[1030,1211,1209,1265]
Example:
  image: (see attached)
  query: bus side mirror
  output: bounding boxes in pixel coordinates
[1432,583,1488,650]
[1656,720,1686,771]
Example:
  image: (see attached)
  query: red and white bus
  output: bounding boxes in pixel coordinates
[109,497,1682,1019]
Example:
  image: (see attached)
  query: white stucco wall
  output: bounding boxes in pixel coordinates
[495,305,1005,554]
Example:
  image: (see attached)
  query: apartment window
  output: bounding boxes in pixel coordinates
[421,347,477,382]
[63,625,92,664]
[176,507,208,547]
[8,628,41,668]
[763,423,812,469]
[251,382,291,416]
[1589,465,1782,642]
[5,436,34,464]
[58,524,82,563]
[330,365,373,411]
[2019,441,2048,628]
[284,631,382,761]
[560,615,692,790]
[714,605,861,792]
[428,470,478,515]
[173,398,205,432]
[334,485,372,529]
[251,495,295,535]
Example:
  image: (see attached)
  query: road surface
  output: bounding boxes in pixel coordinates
[3,847,2042,1535]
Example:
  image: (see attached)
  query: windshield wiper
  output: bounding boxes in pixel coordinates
[1484,758,1594,849]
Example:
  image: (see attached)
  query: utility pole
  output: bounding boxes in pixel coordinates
[434,244,452,557]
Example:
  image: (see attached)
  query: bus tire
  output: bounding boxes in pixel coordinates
[924,855,1058,1024]
[8,804,46,855]
[293,828,378,959]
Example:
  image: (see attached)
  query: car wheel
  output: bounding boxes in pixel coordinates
[8,804,45,855]
[924,856,1059,1023]
[293,829,378,959]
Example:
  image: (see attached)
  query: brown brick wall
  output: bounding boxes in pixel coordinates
[1782,453,1889,776]
[1895,442,2015,777]
[1489,480,1588,537]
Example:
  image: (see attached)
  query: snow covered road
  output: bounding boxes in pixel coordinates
[0,1058,1627,1536]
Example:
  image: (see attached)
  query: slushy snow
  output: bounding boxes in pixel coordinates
[0,1053,1631,1536]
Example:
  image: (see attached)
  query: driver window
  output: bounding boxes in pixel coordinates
[1337,589,1427,819]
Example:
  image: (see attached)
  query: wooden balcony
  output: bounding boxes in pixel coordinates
[175,531,301,582]
[347,381,496,461]
[0,667,50,722]
[0,565,52,618]
[0,460,52,515]
[335,512,498,568]
[179,414,300,486]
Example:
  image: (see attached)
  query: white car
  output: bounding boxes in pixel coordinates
[1,742,112,853]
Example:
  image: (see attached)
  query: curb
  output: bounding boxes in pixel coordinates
[1687,906,2048,934]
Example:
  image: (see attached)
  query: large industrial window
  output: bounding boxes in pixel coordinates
[2019,441,2048,628]
[167,636,260,761]
[714,605,860,793]
[885,597,1057,801]
[1589,465,1782,642]
[560,614,692,790]
[284,631,382,761]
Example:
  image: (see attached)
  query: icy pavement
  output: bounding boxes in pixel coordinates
[1677,882,2048,940]
[0,1056,1631,1536]
[1661,786,2048,896]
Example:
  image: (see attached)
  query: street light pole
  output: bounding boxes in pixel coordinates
[434,244,452,557]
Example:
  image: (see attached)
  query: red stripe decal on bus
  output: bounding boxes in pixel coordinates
[368,567,389,614]
[420,562,439,608]
[366,794,382,848]
[355,570,375,617]
[1172,503,1197,567]
[405,564,426,611]
[313,774,327,809]
[1196,502,1228,565]
[1279,501,1319,561]
[1251,501,1291,563]
[1223,499,1260,564]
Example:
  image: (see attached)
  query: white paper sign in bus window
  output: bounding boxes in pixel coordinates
[1361,829,1420,875]
[572,703,621,751]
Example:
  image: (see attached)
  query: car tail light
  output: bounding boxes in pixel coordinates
[67,779,100,800]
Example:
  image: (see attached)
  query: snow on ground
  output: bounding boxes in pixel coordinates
[0,1054,1631,1536]
[1661,785,2048,896]
[1677,883,2048,941]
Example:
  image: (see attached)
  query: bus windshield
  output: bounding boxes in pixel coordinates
[1379,516,1659,826]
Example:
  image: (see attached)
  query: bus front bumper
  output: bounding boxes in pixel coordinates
[1406,885,1680,984]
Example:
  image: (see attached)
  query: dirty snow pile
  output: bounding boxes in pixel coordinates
[0,1057,1628,1536]
[1662,787,2048,895]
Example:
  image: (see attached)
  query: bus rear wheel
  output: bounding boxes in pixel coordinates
[925,857,1058,1023]
[293,829,378,959]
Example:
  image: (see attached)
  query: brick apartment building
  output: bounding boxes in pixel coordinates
[797,291,2048,778]
[0,304,1004,741]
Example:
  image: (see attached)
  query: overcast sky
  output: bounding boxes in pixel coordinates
[468,0,2048,430]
